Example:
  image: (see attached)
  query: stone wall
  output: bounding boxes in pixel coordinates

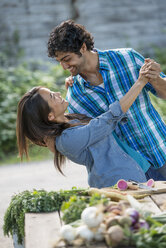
[0,0,166,62]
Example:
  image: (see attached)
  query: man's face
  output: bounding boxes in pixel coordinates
[55,51,86,76]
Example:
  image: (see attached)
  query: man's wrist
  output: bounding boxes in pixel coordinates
[148,76,160,86]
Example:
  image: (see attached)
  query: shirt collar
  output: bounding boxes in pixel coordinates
[95,48,110,71]
[73,48,110,85]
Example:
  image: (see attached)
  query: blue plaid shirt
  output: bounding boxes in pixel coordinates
[66,48,166,168]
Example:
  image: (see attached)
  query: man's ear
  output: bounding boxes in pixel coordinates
[48,112,55,122]
[80,43,87,53]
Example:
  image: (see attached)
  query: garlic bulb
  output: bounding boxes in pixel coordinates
[76,225,94,241]
[81,207,103,228]
[60,225,76,242]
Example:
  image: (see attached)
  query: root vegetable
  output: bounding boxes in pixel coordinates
[117,179,139,191]
[147,179,155,187]
[139,219,149,229]
[118,216,132,227]
[76,225,94,241]
[60,225,76,242]
[105,225,124,247]
[125,208,139,225]
[117,179,128,191]
[105,216,120,229]
[127,182,139,190]
[89,188,127,201]
[93,223,106,241]
[81,206,103,228]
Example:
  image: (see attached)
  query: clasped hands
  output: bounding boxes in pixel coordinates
[139,58,161,85]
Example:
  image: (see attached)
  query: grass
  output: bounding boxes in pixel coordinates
[0,145,53,166]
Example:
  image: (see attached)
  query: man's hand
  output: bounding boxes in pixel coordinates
[143,58,161,84]
[65,76,74,89]
[141,58,166,99]
[44,136,55,153]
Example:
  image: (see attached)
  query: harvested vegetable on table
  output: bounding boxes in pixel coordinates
[53,192,166,248]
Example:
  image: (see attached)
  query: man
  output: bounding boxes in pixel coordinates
[47,20,166,180]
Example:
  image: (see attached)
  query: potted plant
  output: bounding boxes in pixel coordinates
[3,188,86,247]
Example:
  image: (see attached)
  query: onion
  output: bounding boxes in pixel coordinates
[81,207,103,228]
[60,225,76,242]
[125,208,139,225]
[76,225,94,241]
[94,223,106,241]
[139,219,149,229]
[105,225,124,247]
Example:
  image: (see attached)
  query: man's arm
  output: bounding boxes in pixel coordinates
[149,76,166,99]
[144,58,166,99]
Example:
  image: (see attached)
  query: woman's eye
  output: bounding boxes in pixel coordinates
[64,58,70,62]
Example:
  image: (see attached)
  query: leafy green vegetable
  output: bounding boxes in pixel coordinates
[61,196,88,224]
[61,193,109,224]
[3,187,86,244]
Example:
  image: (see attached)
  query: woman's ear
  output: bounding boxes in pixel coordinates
[48,112,55,122]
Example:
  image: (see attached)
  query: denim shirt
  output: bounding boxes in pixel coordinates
[56,101,147,188]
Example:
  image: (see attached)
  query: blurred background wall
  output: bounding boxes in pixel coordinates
[0,0,166,63]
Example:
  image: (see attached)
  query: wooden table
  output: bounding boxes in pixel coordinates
[25,193,166,248]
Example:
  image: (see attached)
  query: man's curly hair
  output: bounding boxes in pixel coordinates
[47,20,94,58]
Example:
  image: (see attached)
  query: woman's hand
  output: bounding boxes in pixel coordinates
[138,62,150,86]
[65,76,74,89]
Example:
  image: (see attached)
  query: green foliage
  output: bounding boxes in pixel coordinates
[3,187,86,244]
[0,62,69,160]
[0,29,24,67]
[154,47,166,74]
[61,196,88,224]
[61,193,109,224]
[130,220,166,248]
[149,47,166,123]
[150,94,166,123]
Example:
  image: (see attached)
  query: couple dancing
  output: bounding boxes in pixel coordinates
[16,20,166,188]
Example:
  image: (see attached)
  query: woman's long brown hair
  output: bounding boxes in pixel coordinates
[16,86,91,174]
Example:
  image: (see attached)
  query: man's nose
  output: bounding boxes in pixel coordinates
[60,61,69,70]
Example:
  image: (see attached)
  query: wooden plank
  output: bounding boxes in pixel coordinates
[103,181,166,196]
[25,212,61,248]
[24,194,164,248]
[140,196,162,214]
[151,193,166,211]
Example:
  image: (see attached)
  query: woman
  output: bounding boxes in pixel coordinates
[16,64,151,188]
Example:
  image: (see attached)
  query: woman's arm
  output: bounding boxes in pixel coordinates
[49,64,149,154]
[120,63,148,112]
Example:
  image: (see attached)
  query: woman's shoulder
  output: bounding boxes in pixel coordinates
[56,124,84,154]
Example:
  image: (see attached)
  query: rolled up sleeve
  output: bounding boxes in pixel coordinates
[56,101,127,157]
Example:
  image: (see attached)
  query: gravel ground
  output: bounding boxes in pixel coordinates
[0,160,88,248]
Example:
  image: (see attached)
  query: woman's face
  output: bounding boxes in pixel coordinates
[38,88,69,122]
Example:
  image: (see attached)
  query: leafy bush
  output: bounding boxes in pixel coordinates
[0,62,69,160]
[3,188,87,244]
[149,48,166,123]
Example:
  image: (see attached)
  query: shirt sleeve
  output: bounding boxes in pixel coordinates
[56,101,127,157]
[66,76,81,114]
